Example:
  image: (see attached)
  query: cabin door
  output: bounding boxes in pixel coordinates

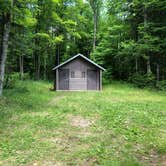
[59,69,69,90]
[87,70,97,90]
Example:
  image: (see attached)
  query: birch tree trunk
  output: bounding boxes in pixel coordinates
[0,0,14,96]
[144,1,151,74]
[93,11,97,51]
[146,55,151,74]
[34,50,40,80]
[89,0,102,53]
[0,21,3,56]
[0,16,11,96]
[34,39,40,80]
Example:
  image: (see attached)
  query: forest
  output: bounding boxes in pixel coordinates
[0,0,166,95]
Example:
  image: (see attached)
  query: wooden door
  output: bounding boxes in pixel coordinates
[87,70,97,90]
[59,69,69,90]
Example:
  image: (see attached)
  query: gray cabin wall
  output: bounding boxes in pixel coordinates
[57,57,100,90]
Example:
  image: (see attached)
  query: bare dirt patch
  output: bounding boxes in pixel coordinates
[140,150,166,166]
[32,160,62,166]
[69,115,95,128]
[28,111,50,117]
[80,157,98,166]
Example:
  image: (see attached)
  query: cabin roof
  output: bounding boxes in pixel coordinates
[52,53,105,71]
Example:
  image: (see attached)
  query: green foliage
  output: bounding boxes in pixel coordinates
[34,33,50,40]
[156,80,166,91]
[52,35,64,45]
[93,0,166,86]
[3,73,31,89]
[3,73,20,89]
[129,73,156,88]
[103,69,112,84]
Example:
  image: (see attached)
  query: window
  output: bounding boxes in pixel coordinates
[71,71,75,78]
[82,72,85,78]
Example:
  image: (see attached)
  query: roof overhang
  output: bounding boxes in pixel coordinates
[52,53,105,71]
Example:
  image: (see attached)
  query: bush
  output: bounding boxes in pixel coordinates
[23,73,31,80]
[129,73,156,88]
[103,69,112,84]
[156,80,166,91]
[4,73,20,89]
[3,72,30,89]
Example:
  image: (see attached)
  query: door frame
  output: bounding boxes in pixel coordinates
[58,69,69,90]
[87,69,98,90]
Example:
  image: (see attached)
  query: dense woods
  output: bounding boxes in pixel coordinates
[0,0,166,95]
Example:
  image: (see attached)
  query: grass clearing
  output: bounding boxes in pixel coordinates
[0,81,166,166]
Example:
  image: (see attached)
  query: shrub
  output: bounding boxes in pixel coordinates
[156,80,166,91]
[4,73,20,89]
[3,72,30,89]
[103,69,112,84]
[129,73,156,88]
[23,73,31,80]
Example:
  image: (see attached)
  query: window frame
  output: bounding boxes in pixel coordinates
[71,71,75,78]
[81,71,86,78]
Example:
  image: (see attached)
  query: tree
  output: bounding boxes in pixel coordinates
[88,0,102,52]
[0,0,15,96]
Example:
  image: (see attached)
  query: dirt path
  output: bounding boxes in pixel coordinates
[49,93,66,106]
[68,115,95,128]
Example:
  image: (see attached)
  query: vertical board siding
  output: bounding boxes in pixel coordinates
[87,70,98,90]
[57,57,100,91]
[59,69,69,90]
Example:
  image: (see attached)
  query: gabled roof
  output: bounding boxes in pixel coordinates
[52,53,105,71]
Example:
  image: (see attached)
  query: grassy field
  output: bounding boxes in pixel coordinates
[0,81,166,166]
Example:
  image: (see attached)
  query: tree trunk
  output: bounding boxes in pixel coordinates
[0,17,11,96]
[93,11,97,51]
[44,56,47,80]
[147,55,151,74]
[56,45,60,66]
[37,55,40,80]
[34,5,40,81]
[54,45,60,90]
[34,53,38,80]
[135,57,138,73]
[19,55,24,80]
[0,20,3,56]
[34,45,40,80]
[156,63,160,82]
[143,2,151,74]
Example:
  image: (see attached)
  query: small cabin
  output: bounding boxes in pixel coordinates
[52,54,105,91]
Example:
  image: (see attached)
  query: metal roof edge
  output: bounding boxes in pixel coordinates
[52,53,105,71]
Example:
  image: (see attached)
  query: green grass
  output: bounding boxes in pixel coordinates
[0,81,166,166]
